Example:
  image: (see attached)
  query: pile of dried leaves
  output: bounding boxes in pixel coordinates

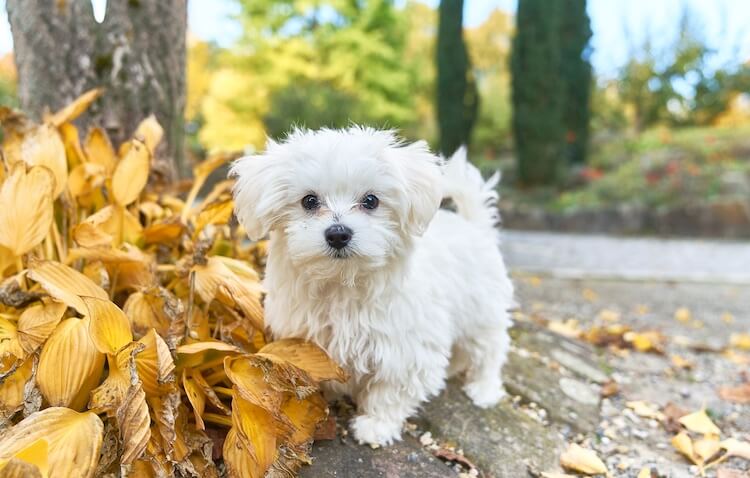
[0,90,346,477]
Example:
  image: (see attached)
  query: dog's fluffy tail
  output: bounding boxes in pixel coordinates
[442,146,501,231]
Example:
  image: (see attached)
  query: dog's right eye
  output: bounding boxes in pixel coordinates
[301,194,320,210]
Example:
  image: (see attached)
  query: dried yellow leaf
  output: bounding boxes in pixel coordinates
[0,407,103,478]
[559,443,608,475]
[177,341,243,355]
[48,88,102,126]
[28,260,109,316]
[0,437,49,478]
[224,356,284,413]
[281,392,328,447]
[193,199,234,237]
[224,427,263,478]
[637,468,652,478]
[0,317,24,361]
[231,391,279,473]
[672,431,700,465]
[19,124,67,198]
[143,219,184,245]
[720,438,750,460]
[679,408,721,436]
[84,126,117,174]
[88,345,138,414]
[17,301,67,354]
[259,339,347,383]
[116,384,151,465]
[730,333,750,351]
[693,435,721,463]
[626,400,663,420]
[547,319,582,339]
[81,296,133,355]
[183,370,206,430]
[73,206,115,248]
[193,257,264,330]
[0,358,33,419]
[674,307,692,323]
[0,246,14,276]
[68,162,107,206]
[135,329,175,396]
[123,292,169,338]
[37,318,104,411]
[0,165,55,256]
[112,140,150,206]
[58,122,86,167]
[133,115,163,154]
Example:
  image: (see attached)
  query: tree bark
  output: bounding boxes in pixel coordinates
[6,0,187,178]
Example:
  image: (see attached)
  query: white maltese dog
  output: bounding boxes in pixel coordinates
[231,127,514,446]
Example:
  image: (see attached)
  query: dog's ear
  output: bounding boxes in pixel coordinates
[385,140,443,236]
[230,141,289,241]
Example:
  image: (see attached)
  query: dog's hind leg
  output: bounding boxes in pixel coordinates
[461,320,510,408]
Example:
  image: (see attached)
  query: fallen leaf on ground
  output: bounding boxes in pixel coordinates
[626,400,663,419]
[662,402,689,434]
[730,333,750,351]
[718,382,750,404]
[559,443,608,475]
[547,319,582,339]
[674,307,692,323]
[670,354,694,370]
[679,408,721,436]
[672,431,701,465]
[600,379,619,398]
[432,447,478,470]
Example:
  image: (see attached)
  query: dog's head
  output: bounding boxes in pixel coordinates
[231,127,442,276]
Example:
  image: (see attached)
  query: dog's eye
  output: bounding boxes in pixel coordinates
[361,194,379,210]
[301,194,320,210]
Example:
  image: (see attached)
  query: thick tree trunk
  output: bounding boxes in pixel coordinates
[6,0,187,178]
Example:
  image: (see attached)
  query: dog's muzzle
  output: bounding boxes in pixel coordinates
[325,224,353,250]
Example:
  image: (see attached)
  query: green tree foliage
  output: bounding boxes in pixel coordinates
[511,0,564,186]
[199,0,417,150]
[559,0,592,164]
[467,10,514,157]
[436,0,478,156]
[617,8,750,131]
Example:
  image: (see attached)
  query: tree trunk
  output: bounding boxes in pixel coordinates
[6,0,187,179]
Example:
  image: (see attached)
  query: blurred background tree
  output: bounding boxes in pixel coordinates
[559,0,593,165]
[436,0,478,156]
[511,0,565,186]
[5,0,187,177]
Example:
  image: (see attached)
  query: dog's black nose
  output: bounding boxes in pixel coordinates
[325,224,353,250]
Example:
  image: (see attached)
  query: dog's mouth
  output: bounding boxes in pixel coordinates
[327,248,353,260]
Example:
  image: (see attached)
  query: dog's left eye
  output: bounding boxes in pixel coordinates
[361,194,379,210]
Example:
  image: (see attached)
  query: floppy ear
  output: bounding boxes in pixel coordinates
[385,140,444,236]
[230,144,289,241]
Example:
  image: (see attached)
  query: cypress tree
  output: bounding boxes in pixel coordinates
[511,0,564,186]
[437,0,479,156]
[560,0,593,164]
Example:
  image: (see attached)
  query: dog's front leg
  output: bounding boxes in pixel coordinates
[350,363,446,446]
[350,379,418,446]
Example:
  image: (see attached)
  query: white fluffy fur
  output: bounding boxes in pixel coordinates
[231,127,514,446]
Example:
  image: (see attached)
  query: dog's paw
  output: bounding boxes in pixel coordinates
[350,414,402,447]
[464,380,505,408]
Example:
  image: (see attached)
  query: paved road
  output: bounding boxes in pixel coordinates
[500,230,750,283]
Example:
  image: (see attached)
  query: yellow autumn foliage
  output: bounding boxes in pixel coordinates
[0,91,345,477]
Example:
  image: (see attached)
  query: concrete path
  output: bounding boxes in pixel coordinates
[500,230,750,283]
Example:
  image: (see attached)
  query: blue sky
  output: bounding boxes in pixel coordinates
[1,0,749,79]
